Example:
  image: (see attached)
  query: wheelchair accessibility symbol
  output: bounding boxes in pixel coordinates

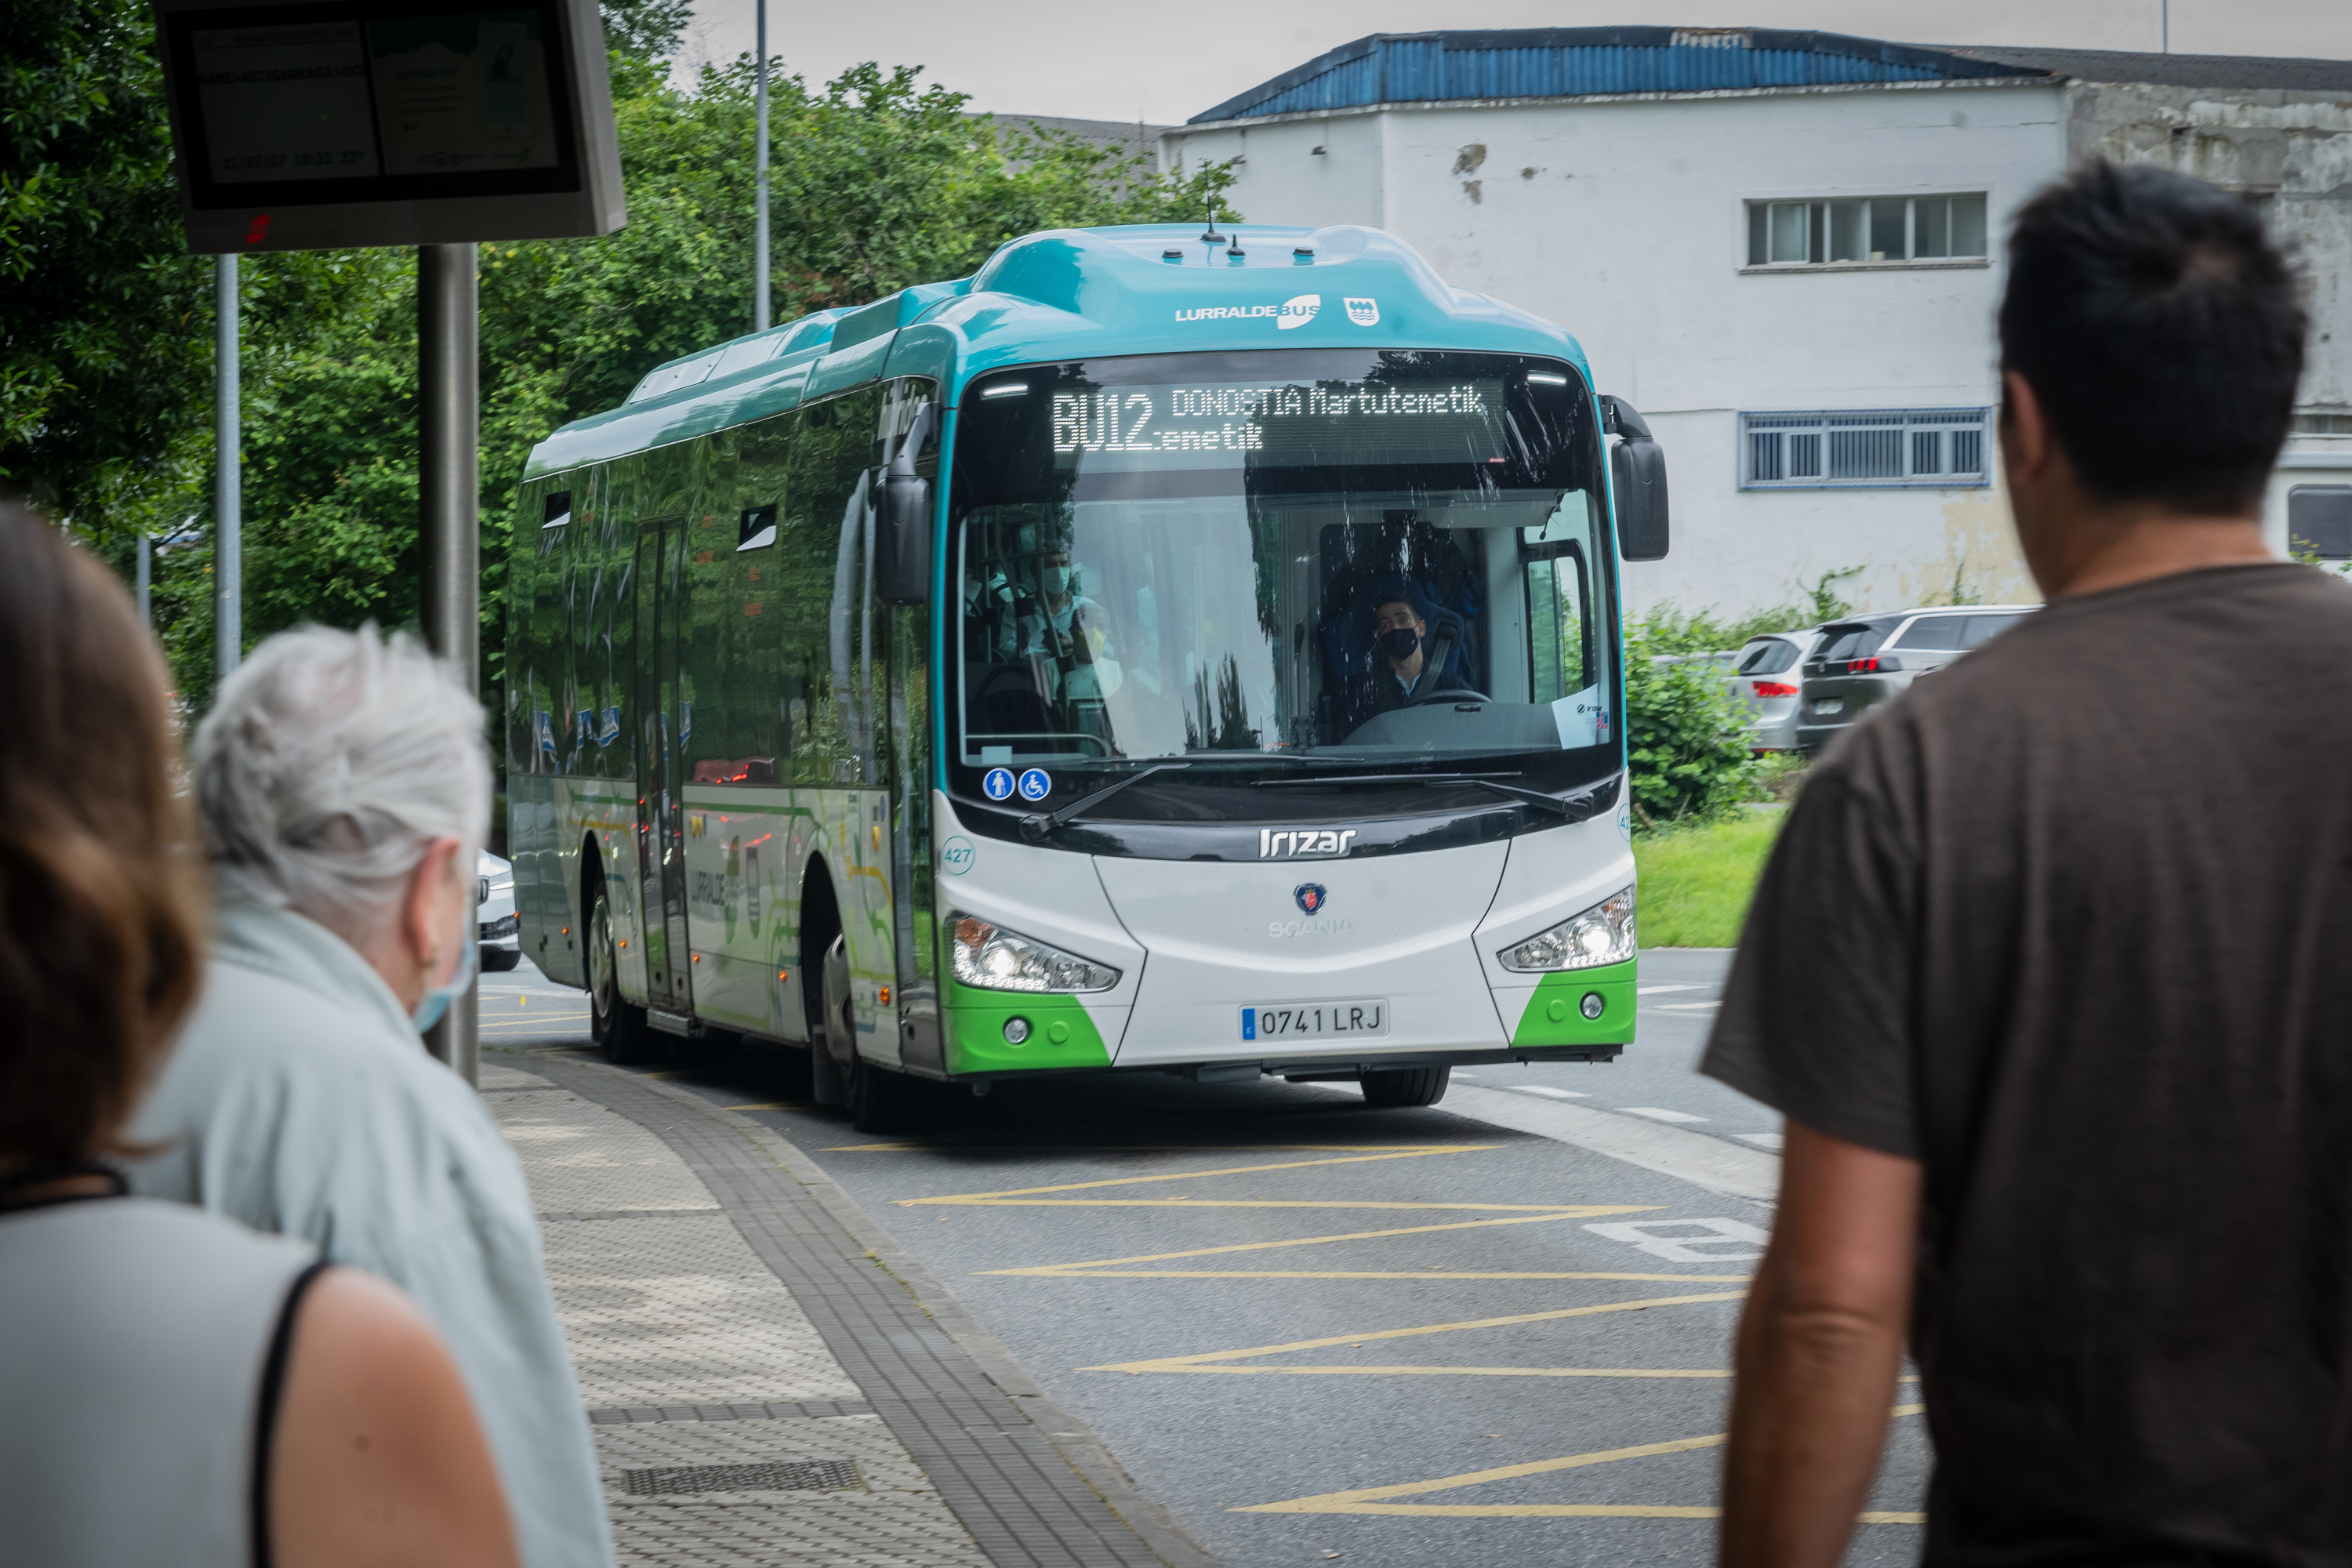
[1017,768,1053,801]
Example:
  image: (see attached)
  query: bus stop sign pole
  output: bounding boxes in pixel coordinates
[215,253,240,681]
[419,241,481,1087]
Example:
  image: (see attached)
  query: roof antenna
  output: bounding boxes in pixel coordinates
[1200,203,1225,245]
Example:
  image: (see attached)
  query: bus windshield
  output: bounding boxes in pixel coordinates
[946,350,1618,811]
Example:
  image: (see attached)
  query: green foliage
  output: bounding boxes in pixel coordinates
[6,13,1237,711]
[1,0,211,520]
[1634,811,1785,948]
[1802,564,1864,622]
[1622,612,1762,827]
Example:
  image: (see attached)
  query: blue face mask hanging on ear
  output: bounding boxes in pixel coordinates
[412,929,478,1033]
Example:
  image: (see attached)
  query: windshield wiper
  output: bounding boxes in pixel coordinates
[1251,771,1596,822]
[1020,762,1192,840]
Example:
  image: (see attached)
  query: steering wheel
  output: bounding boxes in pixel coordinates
[1409,688,1492,706]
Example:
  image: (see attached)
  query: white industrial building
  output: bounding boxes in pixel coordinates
[1157,30,2352,620]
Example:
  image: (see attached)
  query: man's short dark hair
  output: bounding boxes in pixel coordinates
[1999,161,2305,514]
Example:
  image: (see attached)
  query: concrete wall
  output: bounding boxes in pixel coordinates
[1167,74,2352,624]
[2063,82,2352,413]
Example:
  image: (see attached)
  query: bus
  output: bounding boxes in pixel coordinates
[505,222,1670,1130]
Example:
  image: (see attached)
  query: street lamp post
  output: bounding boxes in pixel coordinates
[755,0,771,332]
[215,254,240,681]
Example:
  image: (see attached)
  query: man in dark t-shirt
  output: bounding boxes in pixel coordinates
[1704,165,2349,1566]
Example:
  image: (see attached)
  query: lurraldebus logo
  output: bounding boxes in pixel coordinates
[1174,295,1321,328]
[1345,296,1380,326]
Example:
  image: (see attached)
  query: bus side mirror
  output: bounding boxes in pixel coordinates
[877,402,937,604]
[1602,395,1670,562]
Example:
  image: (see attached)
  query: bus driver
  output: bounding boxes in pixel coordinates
[1343,591,1429,731]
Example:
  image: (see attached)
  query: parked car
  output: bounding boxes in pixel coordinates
[1726,628,1823,752]
[1796,604,2038,752]
[478,848,521,972]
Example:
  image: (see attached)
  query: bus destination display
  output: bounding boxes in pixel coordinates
[1051,379,1508,469]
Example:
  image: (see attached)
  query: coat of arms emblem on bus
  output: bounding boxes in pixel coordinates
[1345,296,1380,325]
[1294,884,1329,916]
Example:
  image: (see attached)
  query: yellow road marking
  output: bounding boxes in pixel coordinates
[1234,1406,1928,1518]
[1005,1269,1748,1282]
[983,1210,1654,1276]
[836,1142,1477,1154]
[938,1199,1629,1211]
[1087,1292,1747,1374]
[1157,1364,1737,1380]
[898,1147,1499,1204]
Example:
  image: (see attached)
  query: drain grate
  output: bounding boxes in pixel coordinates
[622,1459,860,1496]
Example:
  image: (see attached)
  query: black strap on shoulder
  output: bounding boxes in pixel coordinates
[0,1160,126,1212]
[251,1261,332,1568]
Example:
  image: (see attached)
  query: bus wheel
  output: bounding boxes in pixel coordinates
[588,882,653,1065]
[1359,1065,1451,1109]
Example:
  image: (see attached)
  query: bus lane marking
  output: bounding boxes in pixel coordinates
[979,1212,1661,1276]
[1085,1292,1748,1377]
[1232,1406,1927,1520]
[893,1145,1504,1203]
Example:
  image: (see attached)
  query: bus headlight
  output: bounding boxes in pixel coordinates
[1498,887,1636,972]
[948,912,1120,993]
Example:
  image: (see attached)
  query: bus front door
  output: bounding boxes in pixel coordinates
[632,517,691,1012]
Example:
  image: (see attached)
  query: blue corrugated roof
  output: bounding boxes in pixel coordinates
[1189,27,2049,123]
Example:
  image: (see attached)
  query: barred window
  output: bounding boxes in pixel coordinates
[1741,409,1991,489]
[1746,194,1988,268]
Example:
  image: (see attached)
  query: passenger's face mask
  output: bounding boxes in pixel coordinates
[1043,565,1072,594]
[412,898,478,1033]
[1378,626,1421,662]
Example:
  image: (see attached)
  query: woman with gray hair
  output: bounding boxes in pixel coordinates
[131,626,616,1568]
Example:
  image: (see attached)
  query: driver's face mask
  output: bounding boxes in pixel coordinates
[1378,626,1421,662]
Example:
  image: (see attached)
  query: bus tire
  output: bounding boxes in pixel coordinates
[587,880,654,1065]
[1359,1065,1451,1109]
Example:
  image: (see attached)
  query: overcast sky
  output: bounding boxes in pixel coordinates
[670,1,2352,125]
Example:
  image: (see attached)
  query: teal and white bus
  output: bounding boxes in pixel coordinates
[505,222,1670,1128]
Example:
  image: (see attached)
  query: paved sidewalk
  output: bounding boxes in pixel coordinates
[485,1051,1212,1568]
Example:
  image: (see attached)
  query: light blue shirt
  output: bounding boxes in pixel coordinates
[130,899,614,1568]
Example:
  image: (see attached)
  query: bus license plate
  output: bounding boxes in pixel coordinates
[1241,1001,1389,1042]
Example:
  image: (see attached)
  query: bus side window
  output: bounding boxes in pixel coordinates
[788,387,886,783]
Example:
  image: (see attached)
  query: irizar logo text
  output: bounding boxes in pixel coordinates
[1175,295,1320,329]
[1260,827,1359,858]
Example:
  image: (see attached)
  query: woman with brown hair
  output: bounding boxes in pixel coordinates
[0,503,518,1568]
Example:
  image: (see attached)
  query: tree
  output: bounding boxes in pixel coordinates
[1,0,210,522]
[10,3,1236,708]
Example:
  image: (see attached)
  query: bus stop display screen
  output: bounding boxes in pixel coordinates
[194,15,559,183]
[168,6,575,203]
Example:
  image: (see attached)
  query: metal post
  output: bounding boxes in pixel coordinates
[2162,0,2169,52]
[137,533,152,626]
[419,243,481,1087]
[754,0,771,332]
[214,255,240,681]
